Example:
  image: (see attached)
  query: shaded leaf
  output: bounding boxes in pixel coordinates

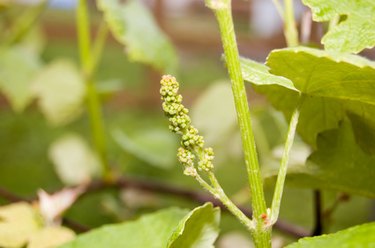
[243,46,375,149]
[0,45,41,111]
[28,226,75,248]
[168,203,220,248]
[286,222,375,247]
[112,128,178,169]
[286,121,375,198]
[347,110,375,155]
[302,0,375,53]
[31,60,85,126]
[60,207,189,248]
[97,0,177,73]
[0,202,41,248]
[267,47,375,105]
[49,134,101,185]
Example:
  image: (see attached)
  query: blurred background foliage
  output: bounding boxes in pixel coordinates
[0,0,374,247]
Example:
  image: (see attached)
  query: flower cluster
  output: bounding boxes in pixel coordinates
[160,75,215,174]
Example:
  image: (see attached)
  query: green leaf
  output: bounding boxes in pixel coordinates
[97,0,177,73]
[286,222,375,247]
[112,128,178,169]
[286,121,375,197]
[347,111,375,155]
[60,207,189,248]
[31,59,85,126]
[267,47,375,105]
[0,202,41,248]
[49,134,102,186]
[168,203,220,248]
[244,46,375,148]
[302,0,375,53]
[0,45,41,111]
[191,81,237,146]
[240,57,297,91]
[28,226,75,248]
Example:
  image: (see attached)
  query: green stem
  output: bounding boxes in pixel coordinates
[272,0,284,20]
[3,0,48,46]
[283,0,299,46]
[270,97,301,224]
[76,0,110,180]
[88,20,109,77]
[207,173,255,231]
[206,1,270,246]
[77,0,91,74]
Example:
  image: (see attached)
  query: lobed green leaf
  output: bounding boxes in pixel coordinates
[286,121,375,197]
[302,0,375,53]
[243,46,375,150]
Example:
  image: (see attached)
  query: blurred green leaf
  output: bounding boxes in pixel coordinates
[191,81,237,147]
[96,79,124,99]
[19,26,45,55]
[302,0,375,53]
[31,59,85,126]
[0,45,41,111]
[97,0,177,73]
[167,203,220,248]
[28,226,75,248]
[287,222,375,247]
[240,57,297,91]
[49,133,101,186]
[245,46,375,149]
[0,202,41,248]
[60,207,189,248]
[112,127,178,169]
[286,121,375,197]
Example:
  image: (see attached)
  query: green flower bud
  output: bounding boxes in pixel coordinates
[160,75,215,175]
[177,147,195,167]
[183,166,197,177]
[197,147,215,172]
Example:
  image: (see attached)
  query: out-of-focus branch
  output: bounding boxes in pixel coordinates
[0,177,310,238]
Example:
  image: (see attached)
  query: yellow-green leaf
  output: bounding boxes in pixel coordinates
[31,60,85,126]
[49,134,101,185]
[302,0,375,53]
[28,226,75,248]
[0,202,41,248]
[0,46,41,111]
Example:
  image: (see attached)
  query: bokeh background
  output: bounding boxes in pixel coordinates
[0,0,374,247]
